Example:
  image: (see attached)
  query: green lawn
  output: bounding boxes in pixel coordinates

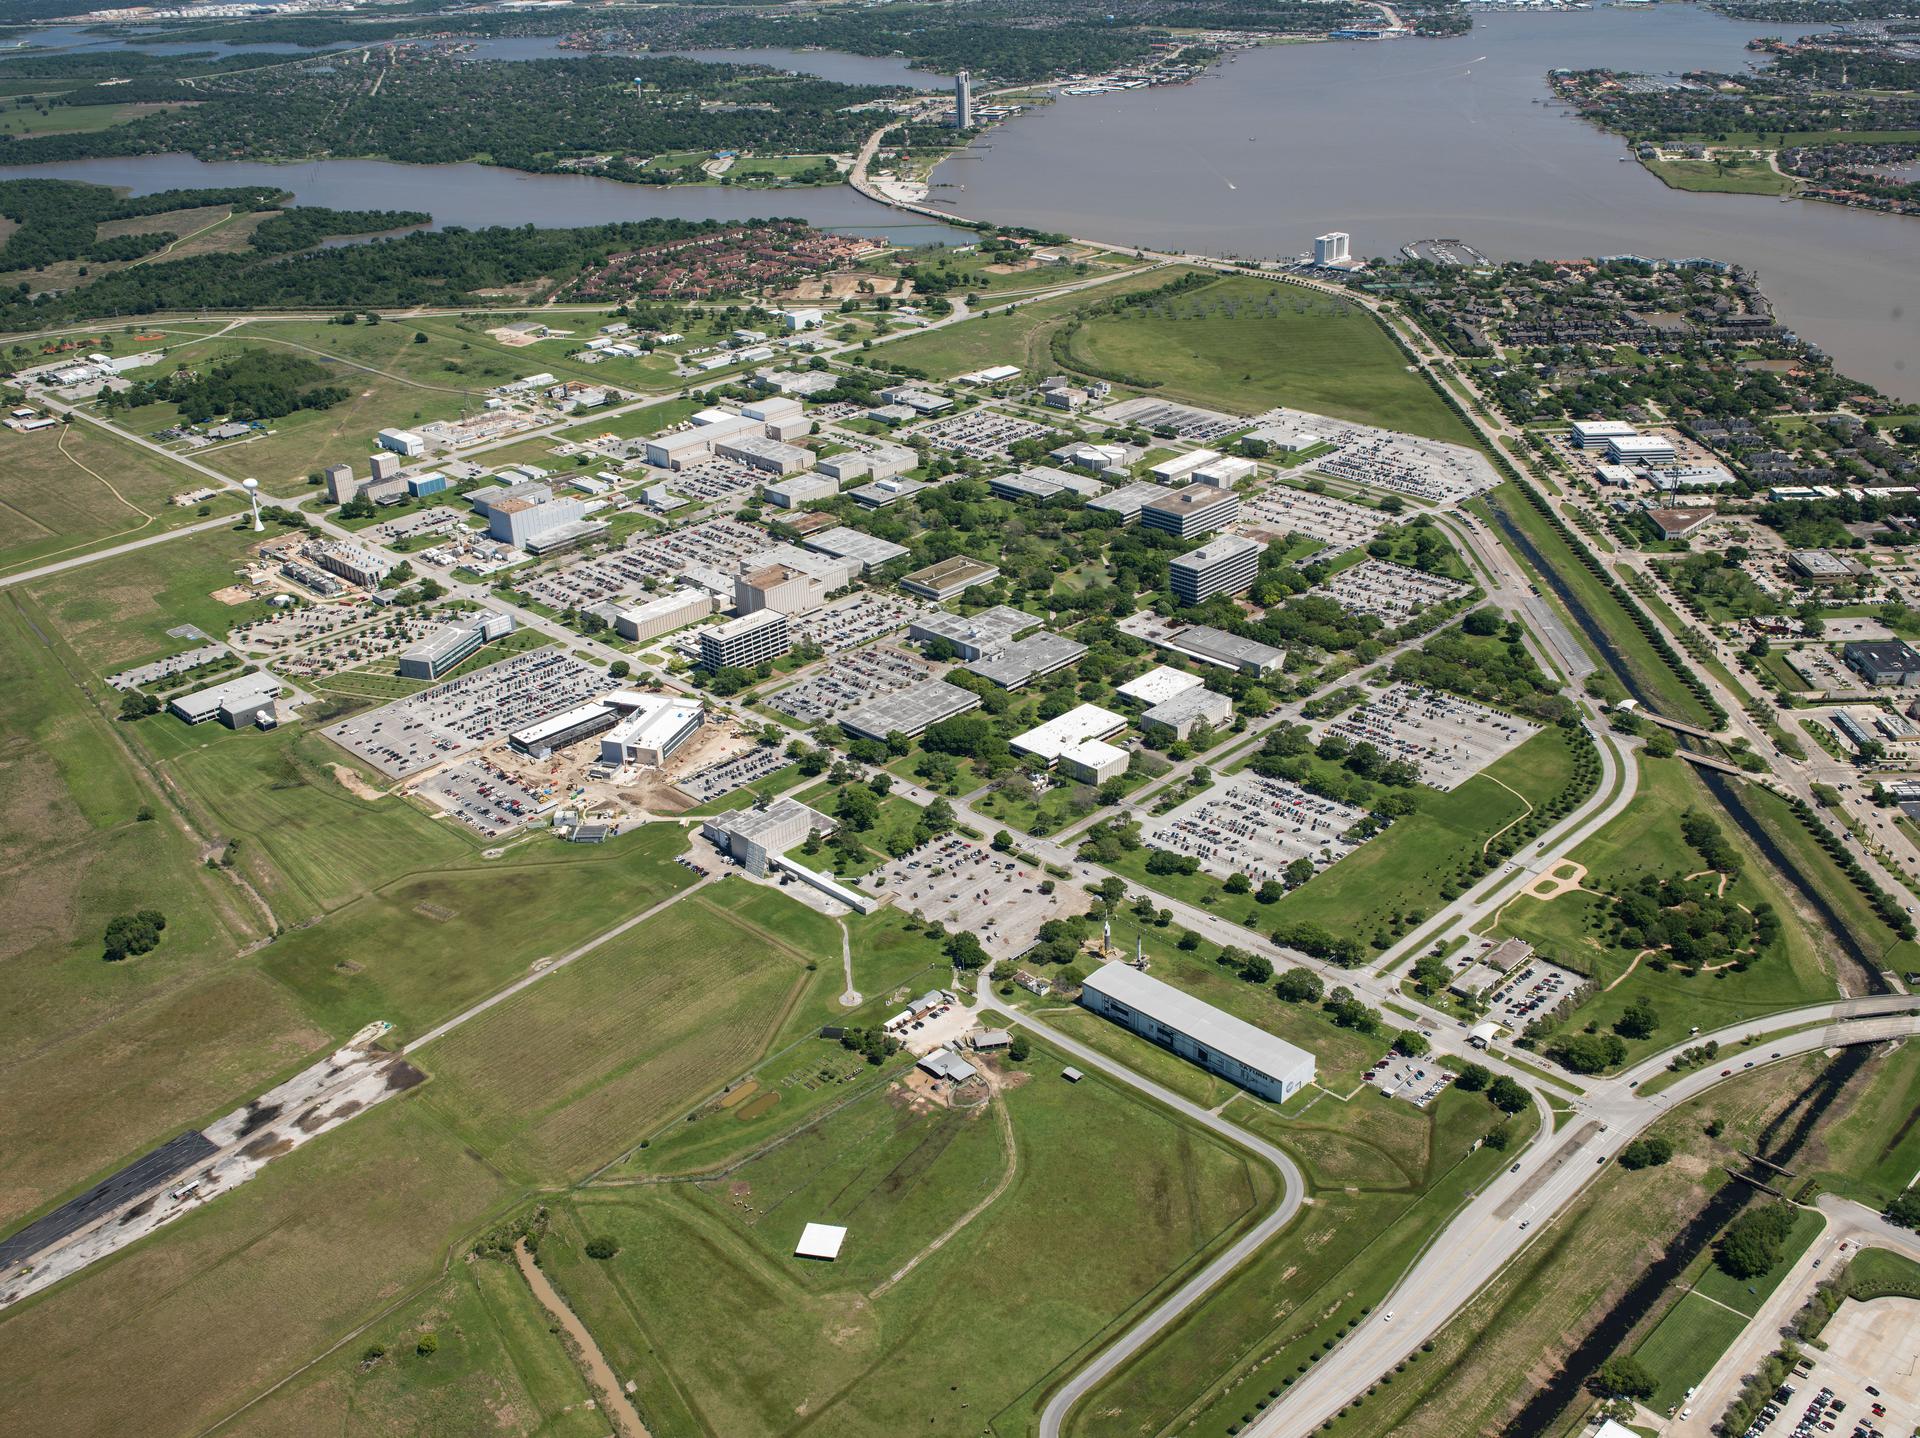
[539,1027,1275,1438]
[1642,154,1796,196]
[1064,274,1477,445]
[1804,1039,1920,1210]
[1633,1291,1753,1411]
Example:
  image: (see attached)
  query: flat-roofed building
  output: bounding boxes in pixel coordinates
[989,466,1106,503]
[168,671,280,728]
[1169,534,1264,604]
[311,541,393,589]
[399,614,493,680]
[716,434,814,475]
[966,631,1087,690]
[1149,448,1222,485]
[1606,433,1677,467]
[840,678,982,742]
[901,555,1000,602]
[1012,703,1127,782]
[816,454,870,484]
[1845,639,1920,688]
[522,517,610,556]
[850,476,925,508]
[488,495,586,549]
[737,563,829,617]
[1080,962,1314,1101]
[1646,507,1716,541]
[509,699,621,758]
[910,604,1032,661]
[702,797,835,876]
[1194,455,1257,488]
[1141,685,1233,742]
[764,473,838,508]
[612,587,714,643]
[322,463,359,504]
[598,693,704,767]
[1086,481,1169,526]
[876,385,951,415]
[1142,485,1239,540]
[804,526,910,575]
[698,609,790,671]
[1570,419,1637,451]
[377,427,425,457]
[1118,666,1203,707]
[1171,624,1285,676]
[1790,548,1867,583]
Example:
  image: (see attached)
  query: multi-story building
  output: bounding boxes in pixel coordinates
[1169,534,1264,604]
[1141,485,1239,540]
[698,610,790,671]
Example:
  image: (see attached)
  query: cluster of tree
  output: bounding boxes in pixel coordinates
[1390,628,1576,726]
[1605,870,1776,971]
[1548,1031,1628,1074]
[1716,1202,1799,1279]
[0,178,282,272]
[249,206,430,254]
[838,1025,901,1066]
[1680,808,1744,878]
[103,908,167,962]
[1451,1061,1531,1114]
[5,54,900,179]
[102,348,346,423]
[1617,1134,1675,1170]
[1269,918,1367,968]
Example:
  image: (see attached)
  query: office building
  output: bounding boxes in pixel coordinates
[910,604,1032,661]
[1606,433,1678,467]
[168,671,280,729]
[816,454,870,484]
[508,700,621,758]
[953,69,974,128]
[1011,704,1129,784]
[716,434,814,475]
[311,541,393,589]
[1169,624,1285,676]
[901,555,1001,602]
[702,798,834,877]
[322,463,358,504]
[1079,963,1315,1102]
[488,495,585,549]
[1118,666,1204,707]
[1194,455,1256,488]
[406,471,448,498]
[1169,534,1264,604]
[840,679,982,742]
[1313,231,1351,266]
[598,693,704,767]
[764,473,838,508]
[1086,481,1170,526]
[377,428,425,458]
[736,563,829,617]
[611,587,714,643]
[698,610,790,671]
[1141,686,1233,742]
[1570,419,1638,451]
[1149,449,1222,485]
[397,610,512,680]
[966,631,1087,690]
[1789,549,1866,583]
[804,526,910,575]
[1141,485,1239,540]
[368,452,402,483]
[1844,639,1920,688]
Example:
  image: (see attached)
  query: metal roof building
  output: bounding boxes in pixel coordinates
[1080,963,1315,1102]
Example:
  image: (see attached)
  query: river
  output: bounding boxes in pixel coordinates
[933,5,1919,400]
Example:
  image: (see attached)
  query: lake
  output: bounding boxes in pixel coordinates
[933,6,1920,399]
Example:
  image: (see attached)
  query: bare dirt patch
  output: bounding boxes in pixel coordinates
[328,762,386,802]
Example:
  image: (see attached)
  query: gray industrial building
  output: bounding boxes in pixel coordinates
[612,588,715,643]
[1170,624,1285,677]
[966,631,1087,690]
[168,671,282,729]
[1141,685,1233,741]
[1079,963,1315,1102]
[840,678,982,741]
[1169,534,1264,604]
[901,555,1000,602]
[804,526,910,575]
[702,798,835,877]
[909,605,1033,662]
[1844,639,1920,688]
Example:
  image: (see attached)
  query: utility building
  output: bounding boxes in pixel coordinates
[1079,963,1315,1102]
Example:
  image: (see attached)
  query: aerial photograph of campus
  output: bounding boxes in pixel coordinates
[1,0,1919,1434]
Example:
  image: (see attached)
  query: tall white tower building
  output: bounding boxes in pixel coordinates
[954,70,974,129]
[1313,231,1351,266]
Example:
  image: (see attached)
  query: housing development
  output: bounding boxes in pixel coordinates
[1,6,1919,1438]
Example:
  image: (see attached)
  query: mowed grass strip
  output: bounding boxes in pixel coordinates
[543,1034,1272,1438]
[418,890,817,1182]
[1634,1290,1752,1412]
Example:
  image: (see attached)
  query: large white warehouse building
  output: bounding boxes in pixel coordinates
[1079,963,1315,1102]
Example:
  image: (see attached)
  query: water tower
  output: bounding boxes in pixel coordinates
[243,477,263,533]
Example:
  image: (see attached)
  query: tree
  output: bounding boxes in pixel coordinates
[1591,1355,1656,1401]
[946,930,989,971]
[585,1235,619,1259]
[1454,1062,1491,1093]
[1885,1191,1920,1230]
[925,797,956,834]
[1393,1029,1430,1058]
[1549,1032,1628,1074]
[103,909,166,962]
[608,660,630,679]
[835,783,879,831]
[1008,1033,1031,1062]
[1614,998,1660,1040]
[119,690,161,720]
[1716,1204,1797,1279]
[415,1332,438,1358]
[1486,1076,1529,1114]
[1273,966,1324,1003]
[1617,1136,1673,1170]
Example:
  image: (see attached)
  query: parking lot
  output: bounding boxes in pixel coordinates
[1097,396,1244,443]
[1310,559,1470,625]
[1145,772,1371,886]
[1749,1298,1917,1438]
[513,517,766,612]
[365,507,470,546]
[1323,682,1540,791]
[789,592,924,654]
[1245,406,1500,504]
[414,756,554,836]
[865,834,1085,959]
[909,409,1059,460]
[323,648,612,778]
[1237,485,1385,560]
[674,743,789,804]
[1366,1052,1452,1107]
[1481,957,1586,1033]
[769,645,934,724]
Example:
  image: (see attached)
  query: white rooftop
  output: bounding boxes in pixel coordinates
[1012,703,1127,762]
[1118,666,1204,707]
[795,1222,847,1261]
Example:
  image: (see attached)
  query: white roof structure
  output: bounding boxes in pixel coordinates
[1011,703,1127,762]
[1118,666,1205,707]
[795,1223,847,1260]
[1080,963,1315,1091]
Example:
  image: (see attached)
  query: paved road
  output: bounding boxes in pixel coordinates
[0,512,240,589]
[970,969,1307,1438]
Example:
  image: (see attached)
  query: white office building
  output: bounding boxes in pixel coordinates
[1313,232,1351,266]
[377,428,425,458]
[954,69,974,128]
[698,609,790,671]
[1169,534,1264,604]
[1080,963,1315,1102]
[598,693,705,767]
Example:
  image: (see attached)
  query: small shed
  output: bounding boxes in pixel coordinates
[795,1223,847,1261]
[973,1029,1012,1052]
[1062,1067,1084,1083]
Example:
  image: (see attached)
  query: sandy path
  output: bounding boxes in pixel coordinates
[515,1237,651,1438]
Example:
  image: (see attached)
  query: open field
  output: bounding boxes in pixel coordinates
[1072,1085,1535,1438]
[1490,760,1839,1065]
[1314,1057,1829,1438]
[0,418,243,575]
[877,264,1195,378]
[223,1253,607,1438]
[1066,274,1477,444]
[1643,154,1796,196]
[542,1029,1275,1438]
[1802,1039,1920,1210]
[419,884,822,1183]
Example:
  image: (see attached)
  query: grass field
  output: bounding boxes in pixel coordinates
[1803,1039,1920,1210]
[877,264,1196,379]
[1072,1084,1535,1438]
[1489,760,1840,1065]
[223,1254,607,1438]
[1642,154,1796,196]
[1064,274,1477,444]
[0,419,243,575]
[540,1029,1274,1438]
[1314,1057,1827,1438]
[419,885,821,1183]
